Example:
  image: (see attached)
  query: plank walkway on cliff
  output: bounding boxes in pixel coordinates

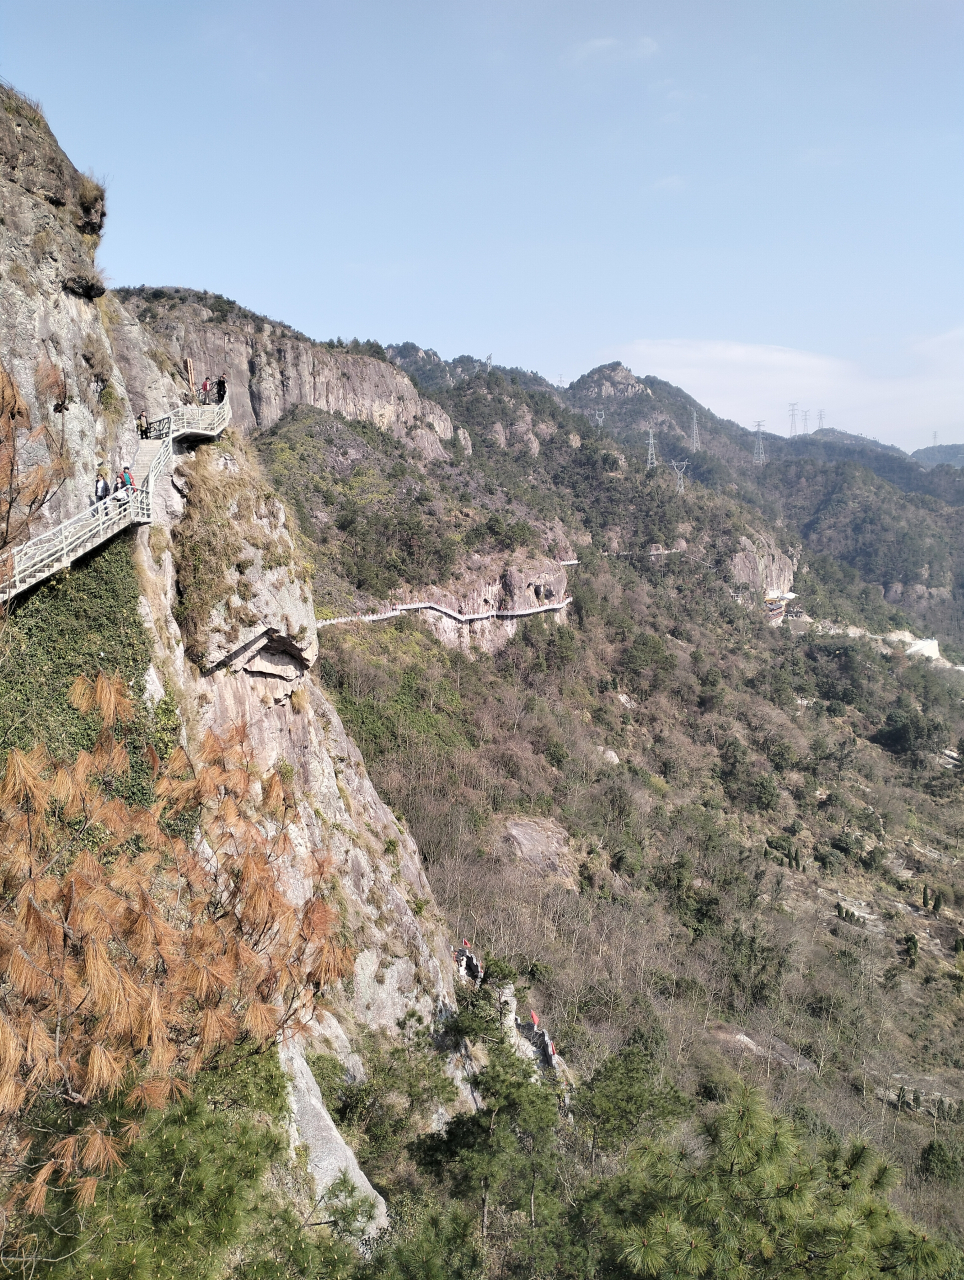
[2,392,576,631]
[316,595,574,630]
[0,398,230,604]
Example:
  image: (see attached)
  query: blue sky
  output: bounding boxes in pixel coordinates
[3,0,963,446]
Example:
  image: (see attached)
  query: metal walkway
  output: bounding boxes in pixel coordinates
[317,595,573,630]
[0,398,230,604]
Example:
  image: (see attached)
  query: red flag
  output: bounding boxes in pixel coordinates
[531,1010,539,1027]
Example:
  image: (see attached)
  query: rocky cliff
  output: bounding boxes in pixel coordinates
[0,82,462,1229]
[0,83,138,530]
[729,531,797,597]
[114,287,454,458]
[136,442,457,1219]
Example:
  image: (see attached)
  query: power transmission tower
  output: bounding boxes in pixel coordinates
[753,421,766,465]
[802,409,810,434]
[647,429,657,470]
[933,430,939,448]
[671,459,687,494]
[691,409,701,451]
[485,354,492,372]
[594,409,605,427]
[789,402,798,438]
[817,409,824,431]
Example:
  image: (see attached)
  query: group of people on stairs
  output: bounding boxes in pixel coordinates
[91,378,227,513]
[93,466,136,506]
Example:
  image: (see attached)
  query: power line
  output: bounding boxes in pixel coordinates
[753,421,766,466]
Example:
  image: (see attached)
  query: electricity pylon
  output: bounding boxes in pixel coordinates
[647,429,657,470]
[691,409,701,451]
[753,422,766,465]
[595,409,605,427]
[789,402,797,438]
[671,459,687,494]
[817,409,824,431]
[802,409,810,434]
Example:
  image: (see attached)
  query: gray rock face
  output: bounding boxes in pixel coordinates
[392,550,572,655]
[0,85,139,534]
[501,817,579,890]
[136,474,459,1207]
[279,1040,387,1234]
[730,533,796,596]
[181,448,319,675]
[116,295,454,459]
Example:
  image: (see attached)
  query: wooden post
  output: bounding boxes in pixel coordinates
[184,357,196,402]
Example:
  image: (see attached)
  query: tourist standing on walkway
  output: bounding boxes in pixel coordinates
[137,412,149,439]
[201,377,211,404]
[95,473,109,502]
[216,375,226,404]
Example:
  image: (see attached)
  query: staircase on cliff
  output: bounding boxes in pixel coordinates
[0,398,231,604]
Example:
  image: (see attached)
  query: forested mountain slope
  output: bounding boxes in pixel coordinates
[3,76,964,1278]
[252,361,964,1251]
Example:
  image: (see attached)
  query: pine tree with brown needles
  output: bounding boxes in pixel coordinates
[0,672,353,1231]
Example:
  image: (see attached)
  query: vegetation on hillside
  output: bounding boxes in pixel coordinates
[252,368,964,1251]
[7,306,964,1273]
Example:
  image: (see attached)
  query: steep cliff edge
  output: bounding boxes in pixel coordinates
[0,83,139,530]
[113,286,454,457]
[135,417,458,1224]
[0,86,462,1233]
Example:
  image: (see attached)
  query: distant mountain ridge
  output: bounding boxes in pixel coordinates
[914,443,964,470]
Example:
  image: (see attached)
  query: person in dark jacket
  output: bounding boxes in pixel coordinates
[137,412,149,439]
[94,473,110,502]
[216,375,226,404]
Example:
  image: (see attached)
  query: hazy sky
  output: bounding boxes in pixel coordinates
[2,1,963,447]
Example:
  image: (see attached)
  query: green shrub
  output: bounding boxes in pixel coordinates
[920,1139,964,1184]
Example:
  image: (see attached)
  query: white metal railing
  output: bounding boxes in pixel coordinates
[0,396,230,604]
[146,398,230,441]
[0,489,151,602]
[317,595,574,630]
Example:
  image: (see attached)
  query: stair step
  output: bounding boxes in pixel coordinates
[2,398,229,603]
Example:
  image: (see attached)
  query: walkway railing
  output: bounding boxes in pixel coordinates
[317,595,573,630]
[146,398,230,442]
[0,396,230,604]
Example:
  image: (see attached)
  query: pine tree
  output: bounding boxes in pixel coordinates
[0,672,353,1252]
[598,1085,947,1280]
